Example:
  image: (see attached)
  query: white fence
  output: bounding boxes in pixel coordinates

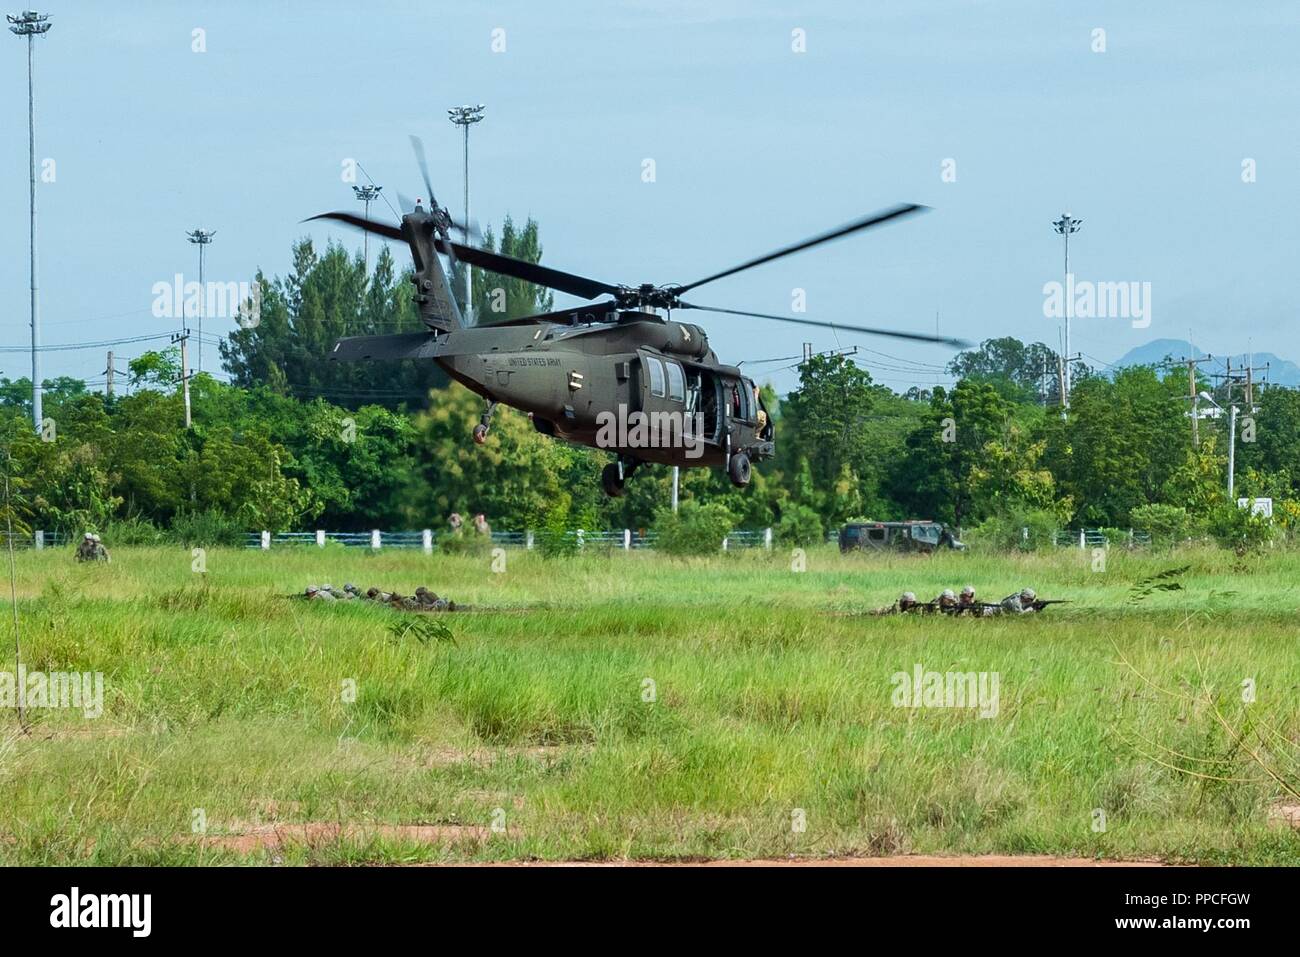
[1053,528,1153,548]
[6,526,1156,551]
[240,528,778,552]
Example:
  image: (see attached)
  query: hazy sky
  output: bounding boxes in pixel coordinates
[2,0,1297,395]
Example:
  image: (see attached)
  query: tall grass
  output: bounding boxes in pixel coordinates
[0,543,1296,863]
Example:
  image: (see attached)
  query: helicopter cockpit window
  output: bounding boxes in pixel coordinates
[665,362,685,402]
[646,357,665,397]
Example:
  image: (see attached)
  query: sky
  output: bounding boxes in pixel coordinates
[1,0,1297,396]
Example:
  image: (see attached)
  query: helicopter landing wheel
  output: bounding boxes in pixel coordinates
[473,401,497,445]
[728,452,751,488]
[601,463,626,498]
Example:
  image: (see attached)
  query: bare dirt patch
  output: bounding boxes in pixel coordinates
[1267,803,1300,828]
[196,822,489,854]
[468,854,1162,867]
[415,743,581,769]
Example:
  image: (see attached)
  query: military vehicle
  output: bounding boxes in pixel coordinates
[839,520,965,554]
[311,138,967,498]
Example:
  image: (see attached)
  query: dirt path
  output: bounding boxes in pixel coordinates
[468,854,1163,867]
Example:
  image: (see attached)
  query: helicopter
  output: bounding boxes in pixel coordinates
[310,144,967,498]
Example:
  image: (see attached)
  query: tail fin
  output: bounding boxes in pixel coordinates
[402,208,464,332]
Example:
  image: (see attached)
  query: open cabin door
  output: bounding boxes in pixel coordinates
[636,349,716,447]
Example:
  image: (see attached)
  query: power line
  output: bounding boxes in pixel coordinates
[0,333,173,353]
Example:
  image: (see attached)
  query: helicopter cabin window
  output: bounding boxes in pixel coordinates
[730,380,754,421]
[740,379,756,420]
[645,357,666,397]
[665,361,685,402]
[867,528,886,543]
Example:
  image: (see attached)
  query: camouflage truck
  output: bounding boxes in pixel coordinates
[839,520,965,554]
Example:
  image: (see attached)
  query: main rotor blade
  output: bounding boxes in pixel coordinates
[408,135,440,210]
[309,211,604,297]
[433,240,622,301]
[676,302,969,347]
[674,203,929,295]
[306,211,403,242]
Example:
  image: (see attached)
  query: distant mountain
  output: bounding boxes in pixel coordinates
[1111,339,1300,388]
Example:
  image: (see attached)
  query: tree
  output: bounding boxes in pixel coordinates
[890,381,1010,530]
[1233,386,1300,498]
[946,336,1094,405]
[220,243,445,410]
[1039,366,1191,525]
[467,216,555,322]
[128,348,182,389]
[777,354,882,523]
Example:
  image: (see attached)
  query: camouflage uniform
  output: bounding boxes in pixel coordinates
[933,589,958,613]
[874,591,919,615]
[999,588,1037,614]
[75,533,96,562]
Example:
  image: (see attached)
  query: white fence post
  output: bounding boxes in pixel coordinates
[722,535,729,551]
[526,530,534,550]
[371,529,382,550]
[316,530,325,548]
[34,530,44,550]
[1078,529,1085,549]
[261,530,271,550]
[576,529,585,550]
[422,529,433,554]
[623,528,631,550]
[764,527,772,550]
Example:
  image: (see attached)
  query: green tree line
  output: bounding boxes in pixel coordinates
[4,224,1298,546]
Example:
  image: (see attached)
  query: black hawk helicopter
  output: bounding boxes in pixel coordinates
[311,144,966,498]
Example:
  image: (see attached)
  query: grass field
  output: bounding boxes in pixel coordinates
[0,541,1297,865]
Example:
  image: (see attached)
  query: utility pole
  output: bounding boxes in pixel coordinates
[448,104,485,320]
[9,10,52,433]
[352,184,382,271]
[1166,354,1213,448]
[1219,355,1269,410]
[1052,212,1082,408]
[105,350,114,400]
[186,229,215,375]
[172,330,191,429]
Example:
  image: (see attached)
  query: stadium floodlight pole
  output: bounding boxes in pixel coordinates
[9,10,52,433]
[352,184,382,271]
[186,229,215,374]
[1052,212,1082,407]
[448,103,485,322]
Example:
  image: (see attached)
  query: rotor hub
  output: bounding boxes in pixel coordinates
[615,284,684,311]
